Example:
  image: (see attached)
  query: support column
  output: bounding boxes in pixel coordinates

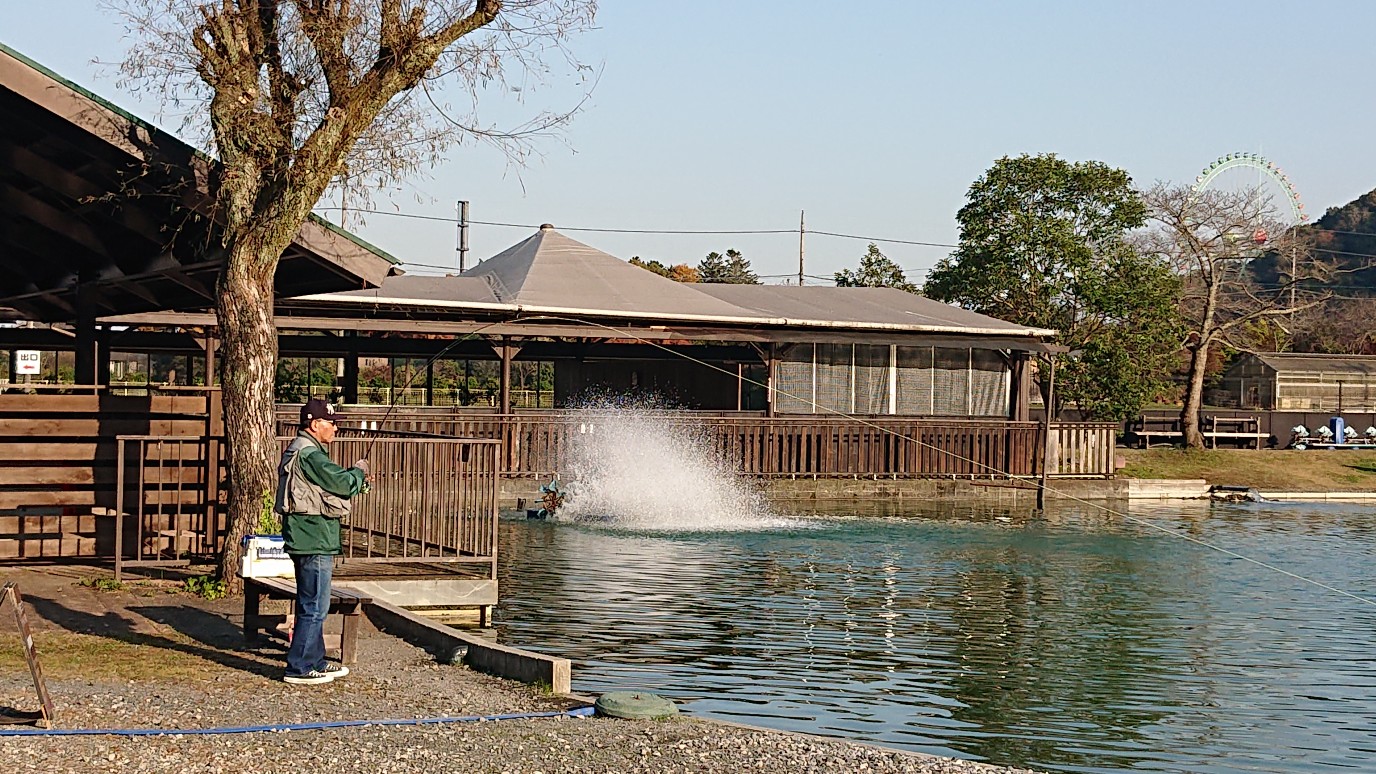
[343,333,359,404]
[1010,351,1031,421]
[1037,356,1057,511]
[490,337,525,416]
[765,344,777,418]
[74,284,99,387]
[425,359,435,407]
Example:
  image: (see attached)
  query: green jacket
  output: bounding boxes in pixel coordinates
[277,432,366,556]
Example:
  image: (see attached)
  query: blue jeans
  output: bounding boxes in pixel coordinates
[285,553,333,677]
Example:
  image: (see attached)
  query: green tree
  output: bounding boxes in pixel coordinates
[698,248,759,284]
[629,256,671,277]
[111,0,594,591]
[834,243,916,291]
[924,153,1181,421]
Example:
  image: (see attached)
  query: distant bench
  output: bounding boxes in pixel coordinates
[1128,415,1270,449]
[242,576,373,664]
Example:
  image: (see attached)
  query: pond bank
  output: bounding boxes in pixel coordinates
[0,566,1044,774]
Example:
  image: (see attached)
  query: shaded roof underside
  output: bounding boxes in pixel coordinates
[0,43,396,322]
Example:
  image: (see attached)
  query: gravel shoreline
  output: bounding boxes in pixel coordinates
[0,617,1046,774]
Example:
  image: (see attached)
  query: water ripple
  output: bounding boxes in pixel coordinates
[495,501,1376,773]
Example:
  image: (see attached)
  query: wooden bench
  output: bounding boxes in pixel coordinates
[1129,415,1271,449]
[242,576,373,664]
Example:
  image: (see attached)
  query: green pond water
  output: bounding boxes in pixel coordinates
[493,500,1376,773]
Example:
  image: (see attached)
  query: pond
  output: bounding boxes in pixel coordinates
[493,500,1376,773]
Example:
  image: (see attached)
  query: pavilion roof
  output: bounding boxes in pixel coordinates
[0,42,397,322]
[292,225,1055,345]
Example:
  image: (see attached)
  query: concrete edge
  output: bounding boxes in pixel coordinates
[362,599,571,695]
[1258,491,1376,501]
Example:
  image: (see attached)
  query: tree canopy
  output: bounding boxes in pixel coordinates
[923,153,1182,422]
[110,0,595,590]
[697,248,759,284]
[834,243,916,292]
[629,256,699,282]
[1140,183,1321,446]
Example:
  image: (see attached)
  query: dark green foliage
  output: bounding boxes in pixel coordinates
[629,256,672,277]
[698,249,759,284]
[834,243,917,292]
[925,153,1182,421]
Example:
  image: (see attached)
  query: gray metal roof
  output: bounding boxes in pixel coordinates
[1253,353,1376,375]
[693,284,1043,336]
[300,226,1055,339]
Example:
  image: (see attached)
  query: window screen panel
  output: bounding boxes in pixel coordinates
[895,346,934,415]
[933,347,970,415]
[773,343,814,413]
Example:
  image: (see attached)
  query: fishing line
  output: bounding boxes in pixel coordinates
[353,318,529,460]
[510,313,1376,610]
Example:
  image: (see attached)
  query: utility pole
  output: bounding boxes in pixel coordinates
[798,210,805,286]
[457,200,470,272]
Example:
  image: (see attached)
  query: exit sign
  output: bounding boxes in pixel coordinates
[14,350,40,375]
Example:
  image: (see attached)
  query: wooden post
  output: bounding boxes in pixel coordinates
[499,340,513,415]
[74,284,98,387]
[1038,356,1056,510]
[425,359,435,407]
[765,343,777,418]
[1010,351,1031,421]
[343,333,359,404]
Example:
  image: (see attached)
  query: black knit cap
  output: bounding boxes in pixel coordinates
[300,398,340,427]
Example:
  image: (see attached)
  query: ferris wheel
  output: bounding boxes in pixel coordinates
[1193,152,1307,225]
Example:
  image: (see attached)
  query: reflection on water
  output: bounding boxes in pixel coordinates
[494,500,1376,773]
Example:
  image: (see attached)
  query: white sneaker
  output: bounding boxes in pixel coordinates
[321,663,349,678]
[283,669,334,685]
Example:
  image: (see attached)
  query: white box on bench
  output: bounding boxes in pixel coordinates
[239,535,294,578]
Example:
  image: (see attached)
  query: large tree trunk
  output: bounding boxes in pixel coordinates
[1180,340,1210,449]
[214,243,279,595]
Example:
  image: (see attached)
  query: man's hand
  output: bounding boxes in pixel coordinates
[354,459,371,479]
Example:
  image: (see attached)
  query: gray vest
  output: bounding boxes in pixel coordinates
[275,435,351,519]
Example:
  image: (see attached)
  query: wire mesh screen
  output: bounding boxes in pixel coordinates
[773,344,814,413]
[933,347,970,415]
[895,346,935,414]
[814,344,852,413]
[775,343,1010,416]
[970,349,1009,416]
[855,344,890,414]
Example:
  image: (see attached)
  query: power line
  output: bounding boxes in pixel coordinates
[314,205,1376,269]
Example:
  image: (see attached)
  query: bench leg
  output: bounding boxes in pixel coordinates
[243,587,261,645]
[340,606,359,664]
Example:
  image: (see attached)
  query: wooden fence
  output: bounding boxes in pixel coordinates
[0,392,499,567]
[0,392,214,560]
[281,409,1119,480]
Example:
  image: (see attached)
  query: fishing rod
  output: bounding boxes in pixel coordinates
[511,312,1376,611]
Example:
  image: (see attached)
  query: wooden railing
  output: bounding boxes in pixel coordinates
[323,437,499,574]
[112,434,501,578]
[114,435,225,578]
[1048,423,1118,477]
[282,409,1119,479]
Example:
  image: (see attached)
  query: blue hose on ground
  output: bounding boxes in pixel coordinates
[0,705,596,737]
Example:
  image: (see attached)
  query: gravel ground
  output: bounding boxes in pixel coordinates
[0,623,1046,774]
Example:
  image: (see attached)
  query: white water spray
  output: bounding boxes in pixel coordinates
[556,405,797,531]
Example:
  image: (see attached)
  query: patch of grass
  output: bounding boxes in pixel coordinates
[183,575,227,601]
[0,631,212,682]
[1119,448,1376,491]
[77,577,124,592]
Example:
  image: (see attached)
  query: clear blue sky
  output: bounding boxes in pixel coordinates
[4,1,1374,282]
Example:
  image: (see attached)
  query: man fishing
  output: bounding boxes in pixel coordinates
[275,397,371,685]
